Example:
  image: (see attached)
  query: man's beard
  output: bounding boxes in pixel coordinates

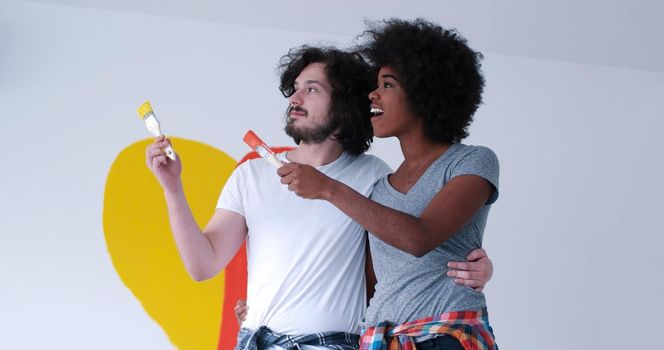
[284,106,338,144]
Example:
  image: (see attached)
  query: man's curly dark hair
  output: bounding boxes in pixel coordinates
[278,46,375,155]
[359,19,485,143]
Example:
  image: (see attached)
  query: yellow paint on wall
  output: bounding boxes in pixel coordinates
[103,138,237,349]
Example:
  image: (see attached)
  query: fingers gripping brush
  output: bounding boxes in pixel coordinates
[137,100,177,161]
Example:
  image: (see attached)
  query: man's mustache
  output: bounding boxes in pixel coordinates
[288,105,308,117]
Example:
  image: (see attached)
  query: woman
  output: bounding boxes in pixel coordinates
[279,19,499,349]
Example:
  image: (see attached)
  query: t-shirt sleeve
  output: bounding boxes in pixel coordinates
[216,165,245,216]
[374,157,393,180]
[451,146,500,204]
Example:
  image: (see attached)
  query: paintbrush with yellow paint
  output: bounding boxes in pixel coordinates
[137,100,177,161]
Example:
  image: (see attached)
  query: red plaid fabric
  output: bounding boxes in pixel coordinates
[360,309,497,350]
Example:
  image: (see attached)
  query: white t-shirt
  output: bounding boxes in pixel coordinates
[217,151,390,348]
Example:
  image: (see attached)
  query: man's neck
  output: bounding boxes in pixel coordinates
[286,138,344,167]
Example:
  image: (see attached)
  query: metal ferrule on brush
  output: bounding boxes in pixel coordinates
[142,113,162,137]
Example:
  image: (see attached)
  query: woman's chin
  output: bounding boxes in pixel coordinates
[371,128,390,139]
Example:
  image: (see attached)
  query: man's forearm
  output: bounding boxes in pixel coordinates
[163,183,218,281]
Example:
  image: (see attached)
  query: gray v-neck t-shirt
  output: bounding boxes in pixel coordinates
[365,143,499,325]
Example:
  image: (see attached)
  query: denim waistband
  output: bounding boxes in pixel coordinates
[236,326,360,350]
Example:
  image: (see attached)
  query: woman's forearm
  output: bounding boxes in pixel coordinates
[325,181,439,257]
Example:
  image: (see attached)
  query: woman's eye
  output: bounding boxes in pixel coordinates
[307,87,318,92]
[383,82,393,88]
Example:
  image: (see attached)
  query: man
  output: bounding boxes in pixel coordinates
[147,46,491,350]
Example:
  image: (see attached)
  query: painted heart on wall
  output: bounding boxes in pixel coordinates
[104,138,238,349]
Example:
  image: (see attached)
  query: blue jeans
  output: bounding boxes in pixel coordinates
[235,326,359,350]
[415,335,464,350]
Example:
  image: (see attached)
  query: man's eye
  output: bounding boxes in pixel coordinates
[383,82,393,88]
[307,87,318,92]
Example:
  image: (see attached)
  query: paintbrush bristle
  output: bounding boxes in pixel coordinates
[137,100,154,120]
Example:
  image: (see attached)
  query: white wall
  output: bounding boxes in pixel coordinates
[1,1,662,349]
[474,55,664,348]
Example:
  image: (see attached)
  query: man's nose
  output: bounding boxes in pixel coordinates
[289,90,303,106]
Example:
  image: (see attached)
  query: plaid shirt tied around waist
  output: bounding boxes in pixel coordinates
[236,326,360,350]
[359,308,497,350]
